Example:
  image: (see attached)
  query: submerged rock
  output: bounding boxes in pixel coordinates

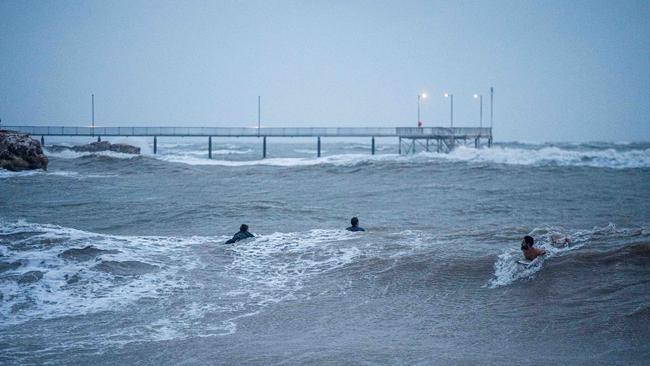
[0,130,48,171]
[10,270,45,284]
[50,141,140,154]
[59,246,120,261]
[0,261,22,273]
[93,260,159,276]
[11,301,34,313]
[64,273,81,284]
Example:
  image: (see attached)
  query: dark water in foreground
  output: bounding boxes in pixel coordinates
[1,140,649,365]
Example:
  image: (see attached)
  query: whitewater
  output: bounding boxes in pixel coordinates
[1,140,649,365]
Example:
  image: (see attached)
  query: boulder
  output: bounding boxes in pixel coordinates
[0,130,49,171]
[51,141,140,154]
[59,246,120,261]
[16,270,44,284]
[0,261,22,273]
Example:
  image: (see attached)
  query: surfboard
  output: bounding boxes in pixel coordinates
[517,260,533,267]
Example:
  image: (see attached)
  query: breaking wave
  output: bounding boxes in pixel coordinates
[44,148,140,160]
[152,145,650,169]
[443,145,650,169]
[0,220,208,327]
[0,169,113,179]
[155,153,406,167]
[487,224,648,288]
[34,140,650,170]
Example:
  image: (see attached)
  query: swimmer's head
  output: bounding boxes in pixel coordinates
[521,235,534,250]
[240,224,249,232]
[351,217,359,227]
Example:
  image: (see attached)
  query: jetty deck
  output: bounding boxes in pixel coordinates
[5,125,492,157]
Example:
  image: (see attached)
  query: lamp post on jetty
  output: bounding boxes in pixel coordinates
[489,87,494,147]
[257,95,261,137]
[444,92,454,128]
[417,93,427,127]
[474,93,483,128]
[91,94,95,136]
[490,87,494,129]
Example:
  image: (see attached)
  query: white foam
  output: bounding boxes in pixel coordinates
[225,229,360,299]
[0,169,113,179]
[0,220,209,327]
[45,148,140,160]
[156,148,252,157]
[150,144,650,169]
[212,149,252,155]
[213,229,368,334]
[0,221,381,343]
[441,145,650,169]
[156,152,406,167]
[293,149,328,154]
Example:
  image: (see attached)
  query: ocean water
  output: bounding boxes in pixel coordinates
[1,139,649,365]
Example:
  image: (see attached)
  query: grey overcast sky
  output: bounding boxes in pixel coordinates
[1,0,648,142]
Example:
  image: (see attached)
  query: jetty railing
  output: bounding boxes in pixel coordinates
[5,125,492,157]
[396,127,491,137]
[6,126,400,137]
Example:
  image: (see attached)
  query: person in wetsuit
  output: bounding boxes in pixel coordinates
[225,224,255,244]
[521,235,545,260]
[346,217,365,232]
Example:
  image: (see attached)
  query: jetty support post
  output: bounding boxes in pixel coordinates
[317,136,321,157]
[398,137,402,154]
[41,136,44,146]
[153,136,157,154]
[437,138,441,153]
[262,136,267,158]
[208,136,212,159]
[98,136,101,142]
[426,138,429,152]
[371,137,375,155]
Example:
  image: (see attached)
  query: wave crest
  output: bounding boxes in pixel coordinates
[487,224,647,288]
[443,146,650,169]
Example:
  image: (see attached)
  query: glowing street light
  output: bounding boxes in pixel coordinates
[417,93,427,127]
[444,92,453,128]
[474,93,483,128]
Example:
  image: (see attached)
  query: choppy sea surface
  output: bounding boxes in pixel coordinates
[1,138,649,365]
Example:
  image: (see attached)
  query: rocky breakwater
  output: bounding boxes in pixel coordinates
[0,130,49,171]
[50,141,141,154]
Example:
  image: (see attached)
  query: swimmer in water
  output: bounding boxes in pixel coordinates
[346,217,365,232]
[521,235,545,261]
[225,224,255,244]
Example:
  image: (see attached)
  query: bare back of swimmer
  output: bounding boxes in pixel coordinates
[521,235,545,261]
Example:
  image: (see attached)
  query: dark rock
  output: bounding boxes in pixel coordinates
[93,260,158,276]
[16,270,44,284]
[0,130,48,171]
[59,246,120,261]
[11,301,34,313]
[64,273,81,284]
[0,261,21,273]
[45,145,72,153]
[53,141,140,154]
